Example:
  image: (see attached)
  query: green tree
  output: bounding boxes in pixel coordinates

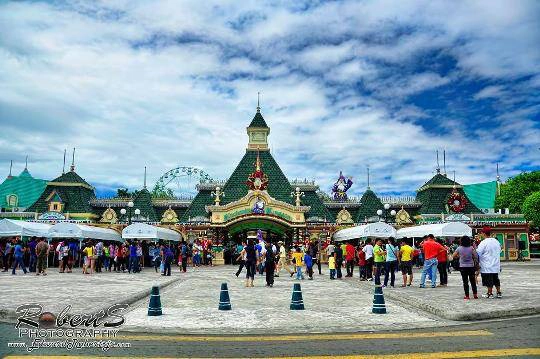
[495,171,540,213]
[116,188,131,198]
[522,191,540,228]
[151,184,176,199]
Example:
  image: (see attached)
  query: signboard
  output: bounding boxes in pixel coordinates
[38,211,66,220]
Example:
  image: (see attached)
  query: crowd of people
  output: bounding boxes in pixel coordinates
[230,226,503,300]
[1,226,503,300]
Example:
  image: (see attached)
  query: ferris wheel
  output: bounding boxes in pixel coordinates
[155,167,213,197]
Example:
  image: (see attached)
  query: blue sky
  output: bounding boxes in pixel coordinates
[0,0,539,199]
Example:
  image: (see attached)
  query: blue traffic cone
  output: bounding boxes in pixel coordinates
[148,285,162,316]
[218,283,232,310]
[290,283,305,310]
[372,285,387,314]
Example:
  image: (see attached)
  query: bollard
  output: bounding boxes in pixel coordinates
[218,282,232,310]
[290,283,305,310]
[148,285,163,316]
[372,285,387,314]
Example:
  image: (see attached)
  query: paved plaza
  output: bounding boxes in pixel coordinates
[0,268,179,321]
[1,261,539,335]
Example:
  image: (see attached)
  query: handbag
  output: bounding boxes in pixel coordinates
[472,249,480,271]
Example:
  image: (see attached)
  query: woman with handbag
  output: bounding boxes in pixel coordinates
[453,236,478,300]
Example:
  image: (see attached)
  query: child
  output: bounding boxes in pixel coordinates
[329,255,336,280]
[357,245,366,280]
[291,247,305,280]
[304,252,313,280]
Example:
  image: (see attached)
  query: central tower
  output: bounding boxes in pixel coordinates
[246,103,270,151]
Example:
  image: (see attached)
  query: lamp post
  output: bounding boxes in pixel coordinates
[377,203,396,223]
[120,201,140,225]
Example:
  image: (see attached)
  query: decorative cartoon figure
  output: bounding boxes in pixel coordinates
[252,197,265,214]
[246,152,269,191]
[332,171,353,201]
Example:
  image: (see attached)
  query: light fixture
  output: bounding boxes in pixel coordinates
[134,209,141,215]
[128,201,134,208]
[390,210,397,216]
[384,203,391,210]
[120,208,127,215]
[376,209,383,216]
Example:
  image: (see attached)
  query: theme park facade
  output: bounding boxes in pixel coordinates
[0,107,531,261]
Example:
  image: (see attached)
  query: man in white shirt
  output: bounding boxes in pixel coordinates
[476,227,502,299]
[362,238,374,281]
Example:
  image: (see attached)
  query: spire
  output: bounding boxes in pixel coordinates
[436,150,440,174]
[367,165,370,190]
[62,149,67,174]
[496,163,501,182]
[70,148,75,172]
[8,160,13,179]
[255,151,262,171]
[443,150,447,176]
[453,170,456,188]
[257,91,261,113]
[24,155,28,170]
[143,166,147,189]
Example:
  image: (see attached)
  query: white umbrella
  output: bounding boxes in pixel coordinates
[396,222,472,239]
[333,222,397,241]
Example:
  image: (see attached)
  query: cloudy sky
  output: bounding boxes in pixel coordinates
[1,0,539,198]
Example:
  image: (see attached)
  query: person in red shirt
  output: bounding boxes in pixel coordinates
[436,239,449,286]
[357,244,366,280]
[420,234,445,288]
[345,242,356,277]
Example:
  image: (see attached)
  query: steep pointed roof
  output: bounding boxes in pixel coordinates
[416,173,481,214]
[133,188,158,222]
[356,189,383,223]
[51,170,92,187]
[0,170,47,209]
[248,110,268,128]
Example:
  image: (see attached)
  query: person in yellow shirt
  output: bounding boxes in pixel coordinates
[398,238,414,287]
[328,255,336,280]
[291,247,305,280]
[82,242,95,275]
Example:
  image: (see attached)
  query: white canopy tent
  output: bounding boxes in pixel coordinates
[333,222,397,242]
[122,223,181,242]
[396,222,472,239]
[0,219,51,238]
[49,223,123,242]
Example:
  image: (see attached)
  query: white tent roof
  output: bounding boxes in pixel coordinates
[122,223,181,241]
[333,222,397,242]
[0,219,52,238]
[396,222,472,239]
[49,222,123,242]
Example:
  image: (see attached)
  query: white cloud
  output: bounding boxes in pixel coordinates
[0,0,538,197]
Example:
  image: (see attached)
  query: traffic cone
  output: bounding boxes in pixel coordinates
[218,283,232,311]
[148,285,162,316]
[372,285,387,314]
[290,283,305,310]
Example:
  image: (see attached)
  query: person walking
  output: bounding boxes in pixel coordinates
[453,236,478,299]
[419,234,445,288]
[436,239,449,287]
[476,227,502,299]
[384,237,398,288]
[35,238,49,276]
[180,241,188,273]
[276,241,294,277]
[373,239,386,285]
[11,240,27,275]
[398,238,414,287]
[292,247,305,280]
[304,250,314,280]
[264,243,275,287]
[363,239,374,281]
[128,241,138,274]
[334,244,343,279]
[162,245,173,276]
[28,237,37,272]
[235,240,246,277]
[345,241,356,277]
[82,241,95,275]
[357,243,367,280]
[242,239,258,287]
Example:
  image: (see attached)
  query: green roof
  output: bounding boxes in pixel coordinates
[133,188,158,222]
[416,174,481,214]
[0,169,48,209]
[248,111,268,128]
[463,181,497,210]
[26,170,96,214]
[356,189,383,222]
